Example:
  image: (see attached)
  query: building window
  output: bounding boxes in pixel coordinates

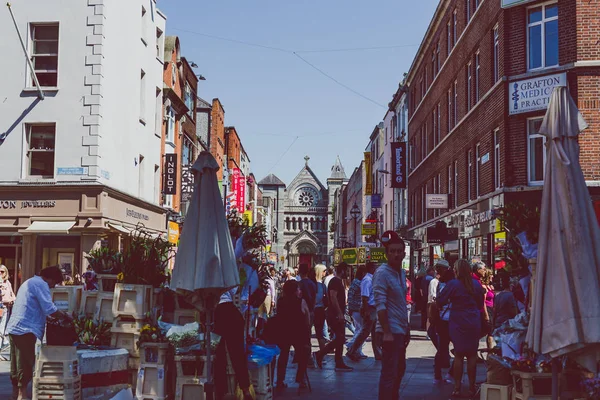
[475,51,481,103]
[421,128,426,161]
[420,77,425,100]
[453,80,458,126]
[528,117,546,185]
[432,50,436,78]
[467,62,472,111]
[494,128,501,189]
[468,149,472,200]
[184,83,195,117]
[409,141,415,170]
[182,137,194,165]
[475,143,481,197]
[432,110,437,147]
[436,42,441,73]
[421,186,425,224]
[466,0,471,21]
[165,106,175,143]
[454,160,458,207]
[139,70,146,122]
[527,3,558,70]
[437,103,441,143]
[493,25,500,82]
[141,6,147,45]
[26,124,55,178]
[447,22,452,56]
[29,24,59,87]
[475,0,479,8]
[448,88,453,131]
[424,121,428,155]
[448,164,452,204]
[453,9,458,46]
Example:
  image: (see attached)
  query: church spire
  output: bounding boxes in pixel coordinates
[329,155,346,180]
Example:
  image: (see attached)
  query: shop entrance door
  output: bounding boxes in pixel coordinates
[298,254,313,267]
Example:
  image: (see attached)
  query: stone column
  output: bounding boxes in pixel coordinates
[21,234,37,282]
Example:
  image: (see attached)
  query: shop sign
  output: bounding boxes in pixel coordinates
[126,208,150,221]
[0,200,56,209]
[342,248,357,264]
[57,167,88,175]
[361,224,377,235]
[501,0,536,8]
[243,210,253,226]
[371,194,382,208]
[358,247,367,264]
[167,221,179,244]
[391,142,407,189]
[464,210,497,227]
[426,194,448,209]
[427,226,459,244]
[238,174,246,211]
[231,168,241,211]
[164,153,178,195]
[369,247,387,262]
[181,165,195,203]
[509,72,567,115]
[364,152,372,195]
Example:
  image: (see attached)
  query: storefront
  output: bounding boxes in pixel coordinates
[0,185,166,289]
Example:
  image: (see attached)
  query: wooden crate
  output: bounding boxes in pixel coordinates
[136,364,167,399]
[480,383,512,400]
[79,291,98,317]
[51,287,82,314]
[112,283,153,320]
[33,377,81,400]
[94,291,114,323]
[174,376,205,400]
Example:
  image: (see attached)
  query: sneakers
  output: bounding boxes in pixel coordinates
[314,351,324,369]
[335,364,354,372]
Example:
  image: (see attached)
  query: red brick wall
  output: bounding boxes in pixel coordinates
[210,99,225,180]
[225,127,242,172]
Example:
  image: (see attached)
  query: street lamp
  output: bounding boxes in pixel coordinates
[350,203,361,247]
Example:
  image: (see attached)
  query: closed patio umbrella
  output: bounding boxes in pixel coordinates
[526,87,600,375]
[171,151,240,399]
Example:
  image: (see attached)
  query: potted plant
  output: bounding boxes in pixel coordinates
[137,315,170,365]
[73,315,112,347]
[86,247,121,291]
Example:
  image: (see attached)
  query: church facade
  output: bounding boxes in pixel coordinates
[258,156,347,269]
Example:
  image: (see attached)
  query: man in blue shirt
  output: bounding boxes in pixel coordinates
[374,231,410,400]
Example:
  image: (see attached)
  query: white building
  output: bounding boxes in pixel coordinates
[0,0,167,286]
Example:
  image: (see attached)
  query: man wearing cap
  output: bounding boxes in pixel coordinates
[374,231,410,400]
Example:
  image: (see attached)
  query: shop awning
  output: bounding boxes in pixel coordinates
[22,221,75,234]
[108,223,132,235]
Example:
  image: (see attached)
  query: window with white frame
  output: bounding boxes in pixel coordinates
[527,3,558,71]
[409,141,415,170]
[26,124,55,178]
[184,84,195,116]
[156,28,164,59]
[424,121,428,155]
[466,0,471,21]
[467,62,472,111]
[475,51,481,103]
[448,88,453,131]
[432,110,437,147]
[29,24,59,87]
[468,149,472,200]
[494,128,501,189]
[528,117,545,184]
[182,137,194,165]
[475,0,480,9]
[475,143,481,197]
[437,103,441,143]
[453,9,458,46]
[453,80,458,126]
[437,173,441,215]
[432,50,436,78]
[454,160,459,207]
[421,128,426,161]
[420,77,425,99]
[493,25,500,82]
[139,70,146,122]
[138,154,145,198]
[141,6,147,45]
[165,106,175,143]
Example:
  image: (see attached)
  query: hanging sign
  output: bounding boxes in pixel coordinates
[231,168,241,211]
[342,248,357,264]
[181,165,194,203]
[368,248,387,262]
[361,224,377,235]
[391,142,407,189]
[238,174,246,211]
[426,194,448,209]
[163,154,178,195]
[364,152,372,195]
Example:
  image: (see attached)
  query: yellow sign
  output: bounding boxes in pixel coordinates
[167,221,179,244]
[358,247,367,264]
[242,210,253,226]
[364,152,372,195]
[334,249,342,264]
[342,248,357,264]
[361,224,377,235]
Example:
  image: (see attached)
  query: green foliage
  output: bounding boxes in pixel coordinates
[72,315,111,346]
[86,247,121,274]
[498,201,541,275]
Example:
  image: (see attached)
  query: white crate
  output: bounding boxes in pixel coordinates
[94,291,114,322]
[480,383,512,400]
[110,330,141,358]
[174,376,205,400]
[79,291,98,317]
[33,377,82,400]
[112,283,153,320]
[136,365,166,399]
[51,287,82,314]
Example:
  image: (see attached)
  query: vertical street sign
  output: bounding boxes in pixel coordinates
[181,165,194,203]
[364,152,372,195]
[391,142,407,189]
[238,174,246,211]
[164,153,177,195]
[231,168,241,211]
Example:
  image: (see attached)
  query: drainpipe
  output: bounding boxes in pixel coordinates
[7,3,44,100]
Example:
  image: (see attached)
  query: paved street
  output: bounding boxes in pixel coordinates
[0,315,485,399]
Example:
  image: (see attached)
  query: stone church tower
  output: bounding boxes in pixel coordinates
[258,156,347,268]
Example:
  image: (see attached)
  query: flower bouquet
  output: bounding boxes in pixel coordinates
[581,374,600,399]
[137,316,168,349]
[72,315,111,347]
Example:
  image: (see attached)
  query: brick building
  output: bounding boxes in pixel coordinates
[406,0,600,269]
[209,98,226,182]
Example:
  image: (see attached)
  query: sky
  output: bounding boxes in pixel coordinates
[158,0,438,185]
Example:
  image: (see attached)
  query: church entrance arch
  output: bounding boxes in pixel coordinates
[297,241,317,267]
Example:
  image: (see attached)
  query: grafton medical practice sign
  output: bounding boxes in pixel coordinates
[509,72,566,115]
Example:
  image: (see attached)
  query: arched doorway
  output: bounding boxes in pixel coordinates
[297,241,317,267]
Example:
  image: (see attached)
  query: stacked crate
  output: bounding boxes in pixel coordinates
[51,287,82,315]
[249,361,273,400]
[135,343,170,400]
[110,284,153,358]
[173,355,211,400]
[33,346,81,400]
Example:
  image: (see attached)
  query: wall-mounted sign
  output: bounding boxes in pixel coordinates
[126,208,150,221]
[501,0,536,8]
[361,224,377,236]
[334,249,342,264]
[368,247,387,262]
[342,248,357,264]
[238,174,246,211]
[371,194,382,208]
[163,153,178,195]
[231,168,241,211]
[464,210,497,227]
[364,152,372,195]
[0,200,56,210]
[427,226,459,244]
[481,153,490,164]
[243,210,253,226]
[509,72,567,115]
[181,165,195,203]
[391,142,407,189]
[57,167,88,175]
[167,221,179,244]
[358,247,367,264]
[426,194,448,209]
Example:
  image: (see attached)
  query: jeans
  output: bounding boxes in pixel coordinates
[434,320,451,379]
[348,307,381,358]
[347,311,363,351]
[214,302,251,399]
[318,316,346,366]
[277,342,308,384]
[314,307,327,347]
[9,333,37,389]
[427,322,439,350]
[379,333,407,400]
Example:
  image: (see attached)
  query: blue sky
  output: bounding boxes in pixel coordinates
[158,0,438,185]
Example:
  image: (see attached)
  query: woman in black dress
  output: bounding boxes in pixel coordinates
[275,280,311,389]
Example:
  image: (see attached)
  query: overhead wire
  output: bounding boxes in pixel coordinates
[266,136,300,174]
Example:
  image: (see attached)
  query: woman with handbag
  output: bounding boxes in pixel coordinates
[313,264,329,352]
[436,259,484,398]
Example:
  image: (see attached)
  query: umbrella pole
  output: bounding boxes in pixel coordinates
[204,298,215,400]
[551,358,559,400]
